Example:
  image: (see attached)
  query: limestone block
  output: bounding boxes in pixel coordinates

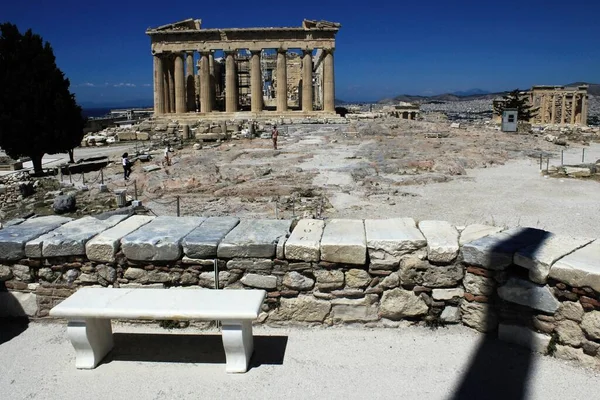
[463,273,495,296]
[418,220,459,263]
[460,301,498,332]
[498,324,551,354]
[0,216,72,260]
[86,216,154,263]
[557,301,584,322]
[11,264,31,282]
[345,269,371,288]
[364,218,426,261]
[0,265,13,281]
[182,216,240,259]
[314,270,344,291]
[121,216,205,261]
[331,295,379,323]
[320,219,366,265]
[217,219,292,259]
[240,274,277,290]
[270,296,331,322]
[226,259,272,272]
[564,166,591,178]
[399,256,463,287]
[497,277,560,314]
[30,215,128,258]
[440,306,461,323]
[581,311,600,340]
[284,219,324,262]
[0,291,38,317]
[380,272,400,289]
[462,227,550,270]
[549,241,600,292]
[276,236,286,260]
[459,224,504,246]
[379,288,428,320]
[556,319,585,347]
[514,233,593,284]
[554,345,600,369]
[432,288,464,301]
[282,271,314,291]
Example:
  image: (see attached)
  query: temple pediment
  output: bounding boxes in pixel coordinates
[148,18,201,33]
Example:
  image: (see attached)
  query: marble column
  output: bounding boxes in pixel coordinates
[186,52,196,112]
[571,94,577,124]
[200,52,212,113]
[323,49,335,113]
[561,94,566,124]
[163,61,170,113]
[581,94,588,125]
[174,52,186,113]
[302,49,313,112]
[250,50,262,113]
[551,94,557,124]
[276,49,288,112]
[209,52,216,109]
[168,58,175,113]
[225,51,238,112]
[540,94,547,123]
[153,55,165,115]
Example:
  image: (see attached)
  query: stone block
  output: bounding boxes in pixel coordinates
[581,311,600,340]
[226,258,272,271]
[463,272,495,296]
[11,264,31,282]
[440,306,461,323]
[0,265,13,281]
[497,277,560,314]
[364,218,426,262]
[0,216,72,260]
[0,291,37,317]
[460,301,498,332]
[240,273,277,290]
[314,269,344,291]
[418,220,459,263]
[514,233,593,284]
[345,269,371,288]
[556,319,585,347]
[554,345,600,369]
[459,224,504,246]
[217,219,292,259]
[320,219,366,264]
[432,288,464,301]
[462,227,550,270]
[557,301,584,322]
[86,216,154,262]
[28,215,128,258]
[182,216,240,259]
[282,271,314,291]
[379,288,428,320]
[549,241,600,292]
[331,295,379,323]
[121,216,204,261]
[284,219,324,262]
[270,295,331,322]
[498,324,551,354]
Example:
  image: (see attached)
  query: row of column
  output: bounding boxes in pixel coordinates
[535,92,588,125]
[153,48,336,115]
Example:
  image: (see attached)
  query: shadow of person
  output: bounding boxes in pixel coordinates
[450,227,551,400]
[0,286,30,345]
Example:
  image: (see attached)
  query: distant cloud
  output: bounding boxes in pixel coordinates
[113,83,136,87]
[77,82,97,87]
[142,83,152,87]
[76,82,139,88]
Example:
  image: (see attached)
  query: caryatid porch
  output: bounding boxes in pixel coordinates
[147,19,341,117]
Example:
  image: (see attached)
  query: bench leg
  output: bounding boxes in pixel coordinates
[67,319,114,369]
[221,320,254,373]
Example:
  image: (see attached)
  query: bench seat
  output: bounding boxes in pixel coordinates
[50,288,266,373]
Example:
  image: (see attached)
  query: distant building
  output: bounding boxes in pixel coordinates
[383,102,420,120]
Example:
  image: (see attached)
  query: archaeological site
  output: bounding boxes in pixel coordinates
[2,14,600,397]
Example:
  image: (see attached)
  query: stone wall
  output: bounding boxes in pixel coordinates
[1,215,599,369]
[0,172,34,211]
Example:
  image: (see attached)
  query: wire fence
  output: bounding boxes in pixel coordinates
[536,146,600,173]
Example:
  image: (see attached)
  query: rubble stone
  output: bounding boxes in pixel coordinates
[379,288,428,319]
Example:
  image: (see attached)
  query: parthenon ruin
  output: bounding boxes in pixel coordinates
[146,19,341,117]
[529,85,589,125]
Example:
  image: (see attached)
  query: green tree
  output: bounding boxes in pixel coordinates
[0,23,85,174]
[493,89,536,121]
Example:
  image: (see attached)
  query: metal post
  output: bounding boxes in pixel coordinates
[539,154,542,170]
[59,168,63,182]
[561,150,564,166]
[134,180,138,200]
[81,171,85,184]
[546,158,549,171]
[275,202,279,219]
[100,168,104,185]
[69,168,72,184]
[292,198,295,217]
[213,259,219,290]
[582,148,585,163]
[176,196,180,217]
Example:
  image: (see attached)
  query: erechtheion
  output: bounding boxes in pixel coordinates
[146,19,341,117]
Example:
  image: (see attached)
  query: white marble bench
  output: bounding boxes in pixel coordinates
[49,287,266,373]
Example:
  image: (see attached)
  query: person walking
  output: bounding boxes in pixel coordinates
[272,125,279,150]
[164,145,172,166]
[122,152,132,180]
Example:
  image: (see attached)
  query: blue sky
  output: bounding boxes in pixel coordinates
[3,0,600,105]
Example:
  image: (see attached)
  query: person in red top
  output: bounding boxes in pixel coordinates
[272,125,279,150]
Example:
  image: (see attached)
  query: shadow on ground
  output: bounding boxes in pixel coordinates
[102,333,288,370]
[0,317,29,345]
[450,228,550,400]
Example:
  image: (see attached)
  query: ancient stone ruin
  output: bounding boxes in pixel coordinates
[147,19,341,118]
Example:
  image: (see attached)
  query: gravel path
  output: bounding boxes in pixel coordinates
[1,321,599,400]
